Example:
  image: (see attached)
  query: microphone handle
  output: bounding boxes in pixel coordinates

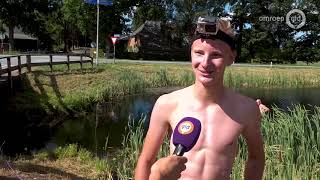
[173,144,185,156]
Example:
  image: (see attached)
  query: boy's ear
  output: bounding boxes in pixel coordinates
[232,50,237,62]
[227,49,237,66]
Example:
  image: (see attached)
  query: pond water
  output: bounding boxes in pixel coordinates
[47,87,320,155]
[1,87,320,155]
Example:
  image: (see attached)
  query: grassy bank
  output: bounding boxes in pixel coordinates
[2,62,320,179]
[11,63,320,114]
[102,105,320,180]
[1,105,319,179]
[232,105,320,180]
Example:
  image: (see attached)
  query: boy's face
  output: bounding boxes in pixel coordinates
[191,38,236,86]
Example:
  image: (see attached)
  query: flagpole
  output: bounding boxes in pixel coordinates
[95,0,100,66]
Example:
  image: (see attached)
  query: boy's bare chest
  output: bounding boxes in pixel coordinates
[169,104,244,154]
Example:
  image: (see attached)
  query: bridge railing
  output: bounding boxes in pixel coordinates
[0,54,94,93]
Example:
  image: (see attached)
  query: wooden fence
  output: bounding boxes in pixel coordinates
[0,54,93,93]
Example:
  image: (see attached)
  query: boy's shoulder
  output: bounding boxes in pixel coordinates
[150,87,190,125]
[157,86,191,104]
[228,89,257,108]
[226,88,261,124]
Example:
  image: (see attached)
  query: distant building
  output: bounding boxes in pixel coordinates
[0,26,38,52]
[124,21,188,61]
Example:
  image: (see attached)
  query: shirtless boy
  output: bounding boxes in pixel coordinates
[135,17,265,180]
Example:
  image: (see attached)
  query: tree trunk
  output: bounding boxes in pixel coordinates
[8,22,14,51]
[237,17,243,61]
[236,0,246,62]
[63,22,69,52]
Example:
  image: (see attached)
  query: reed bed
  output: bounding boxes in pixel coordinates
[4,63,319,179]
[4,105,318,179]
[32,105,315,179]
[17,63,320,113]
[107,105,319,180]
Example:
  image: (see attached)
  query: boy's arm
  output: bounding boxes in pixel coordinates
[149,155,187,180]
[242,104,265,180]
[135,94,173,180]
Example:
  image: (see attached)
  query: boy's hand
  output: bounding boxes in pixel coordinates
[256,99,270,114]
[149,156,188,180]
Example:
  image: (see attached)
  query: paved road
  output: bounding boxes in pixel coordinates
[1,55,319,69]
[0,55,91,69]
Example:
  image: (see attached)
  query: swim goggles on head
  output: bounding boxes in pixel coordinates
[194,16,236,50]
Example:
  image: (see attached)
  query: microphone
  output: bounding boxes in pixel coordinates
[172,117,201,156]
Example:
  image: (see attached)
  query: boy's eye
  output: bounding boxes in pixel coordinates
[194,51,204,55]
[211,53,222,58]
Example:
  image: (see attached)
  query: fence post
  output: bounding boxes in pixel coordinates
[90,56,93,69]
[49,55,53,72]
[26,55,31,72]
[18,56,21,75]
[67,54,70,71]
[80,55,83,70]
[7,57,12,94]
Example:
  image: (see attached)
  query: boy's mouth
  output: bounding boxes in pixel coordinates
[198,69,214,77]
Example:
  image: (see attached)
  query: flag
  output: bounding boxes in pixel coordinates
[84,0,113,6]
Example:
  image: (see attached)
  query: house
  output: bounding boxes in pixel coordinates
[0,26,38,52]
[125,21,189,60]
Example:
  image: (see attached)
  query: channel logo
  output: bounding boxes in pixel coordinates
[178,121,195,135]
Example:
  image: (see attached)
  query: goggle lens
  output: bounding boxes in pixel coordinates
[205,24,217,34]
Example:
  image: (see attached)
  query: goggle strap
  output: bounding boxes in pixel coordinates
[193,30,236,50]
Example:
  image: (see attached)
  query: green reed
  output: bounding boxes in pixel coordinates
[224,69,320,89]
[233,105,319,179]
[113,105,319,180]
[103,115,167,179]
[17,64,320,114]
[17,105,319,179]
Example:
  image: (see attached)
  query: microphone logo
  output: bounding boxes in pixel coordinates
[178,121,194,135]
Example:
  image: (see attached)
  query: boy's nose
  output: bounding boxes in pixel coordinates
[200,55,211,68]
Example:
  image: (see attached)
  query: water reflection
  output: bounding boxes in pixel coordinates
[49,87,320,153]
[2,87,318,155]
[50,95,156,155]
[237,87,320,112]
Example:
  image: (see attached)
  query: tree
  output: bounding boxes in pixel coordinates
[0,0,57,51]
[0,0,32,51]
[0,20,5,34]
[63,0,96,50]
[132,0,169,29]
[173,0,207,42]
[294,0,320,64]
[228,0,250,62]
